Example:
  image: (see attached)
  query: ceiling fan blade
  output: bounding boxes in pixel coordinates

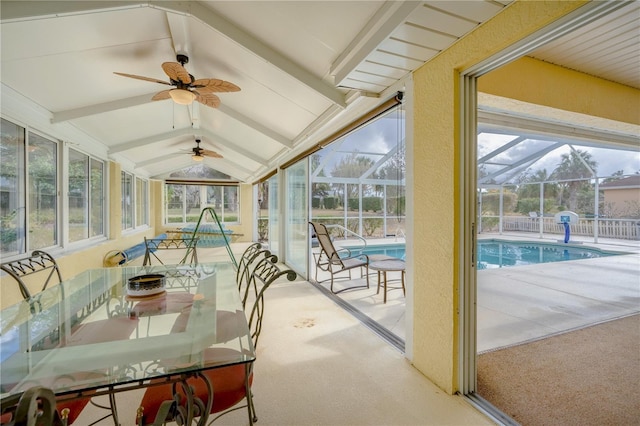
[151,90,172,101]
[192,78,241,93]
[194,92,221,108]
[202,148,223,158]
[162,62,192,84]
[114,72,172,85]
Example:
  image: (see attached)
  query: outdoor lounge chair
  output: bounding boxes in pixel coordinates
[309,221,369,293]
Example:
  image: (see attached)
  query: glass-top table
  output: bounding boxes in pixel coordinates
[0,262,252,423]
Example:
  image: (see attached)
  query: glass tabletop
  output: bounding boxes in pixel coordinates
[0,262,253,398]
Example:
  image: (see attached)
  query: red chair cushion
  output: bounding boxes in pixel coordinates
[137,348,254,424]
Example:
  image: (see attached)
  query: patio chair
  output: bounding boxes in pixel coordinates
[309,221,369,293]
[235,242,270,299]
[1,386,69,426]
[1,250,62,302]
[142,236,199,267]
[135,254,297,426]
[0,250,110,425]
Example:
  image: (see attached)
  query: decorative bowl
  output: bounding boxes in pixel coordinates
[127,273,166,297]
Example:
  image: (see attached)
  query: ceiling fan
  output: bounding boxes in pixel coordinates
[114,54,240,108]
[189,139,222,162]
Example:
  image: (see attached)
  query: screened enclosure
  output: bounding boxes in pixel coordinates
[477,123,640,241]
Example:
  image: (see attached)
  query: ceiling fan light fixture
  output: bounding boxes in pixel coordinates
[169,88,196,105]
[192,153,204,162]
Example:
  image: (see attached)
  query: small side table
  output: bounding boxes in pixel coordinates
[369,259,406,303]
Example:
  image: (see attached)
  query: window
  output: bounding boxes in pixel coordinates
[309,105,405,238]
[68,149,105,242]
[28,133,58,250]
[121,171,133,231]
[68,149,88,242]
[135,177,148,227]
[1,118,107,258]
[121,172,148,231]
[0,119,62,257]
[90,159,105,237]
[165,183,239,224]
[1,119,27,256]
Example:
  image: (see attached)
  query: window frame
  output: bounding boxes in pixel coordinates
[164,182,240,225]
[66,148,106,244]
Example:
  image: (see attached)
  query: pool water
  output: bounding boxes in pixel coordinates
[343,240,622,269]
[351,244,406,259]
[476,240,621,269]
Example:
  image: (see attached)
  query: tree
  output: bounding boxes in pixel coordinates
[330,152,376,199]
[170,164,231,180]
[378,145,405,198]
[550,150,597,212]
[513,168,559,213]
[602,170,625,183]
[310,153,330,203]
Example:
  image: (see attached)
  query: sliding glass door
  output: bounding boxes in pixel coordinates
[284,160,309,276]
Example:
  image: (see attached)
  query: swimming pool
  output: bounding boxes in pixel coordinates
[342,240,622,269]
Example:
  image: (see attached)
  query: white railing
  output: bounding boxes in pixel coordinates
[325,224,368,249]
[481,215,640,240]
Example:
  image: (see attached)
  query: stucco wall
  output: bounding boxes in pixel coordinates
[411,0,589,393]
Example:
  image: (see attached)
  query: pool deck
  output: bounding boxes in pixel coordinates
[476,232,640,351]
[323,232,639,352]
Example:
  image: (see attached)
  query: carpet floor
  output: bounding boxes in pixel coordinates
[477,313,640,426]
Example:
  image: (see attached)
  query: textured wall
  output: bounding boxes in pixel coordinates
[411,0,588,394]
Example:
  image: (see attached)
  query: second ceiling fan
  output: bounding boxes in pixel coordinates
[114,54,240,108]
[189,139,222,162]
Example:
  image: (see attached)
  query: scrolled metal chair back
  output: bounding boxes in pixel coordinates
[243,254,297,348]
[1,250,62,301]
[235,243,270,296]
[1,386,68,426]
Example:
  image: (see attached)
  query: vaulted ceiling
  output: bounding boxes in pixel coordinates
[1,1,638,183]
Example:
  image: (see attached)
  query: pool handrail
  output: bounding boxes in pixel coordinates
[325,224,368,251]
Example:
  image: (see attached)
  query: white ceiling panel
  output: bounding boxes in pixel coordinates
[529,2,640,90]
[408,4,478,36]
[347,71,398,88]
[427,0,505,22]
[352,62,409,81]
[1,0,636,183]
[367,50,424,71]
[340,78,387,93]
[379,38,439,62]
[391,24,458,51]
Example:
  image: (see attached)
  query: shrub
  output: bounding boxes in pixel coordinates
[324,197,338,209]
[482,191,517,213]
[363,218,383,236]
[363,197,382,212]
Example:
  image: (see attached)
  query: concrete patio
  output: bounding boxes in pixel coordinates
[317,233,640,353]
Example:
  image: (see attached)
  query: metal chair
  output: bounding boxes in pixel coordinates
[309,221,369,293]
[0,386,70,426]
[135,254,297,426]
[235,243,270,306]
[142,237,199,267]
[0,252,114,425]
[1,250,62,302]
